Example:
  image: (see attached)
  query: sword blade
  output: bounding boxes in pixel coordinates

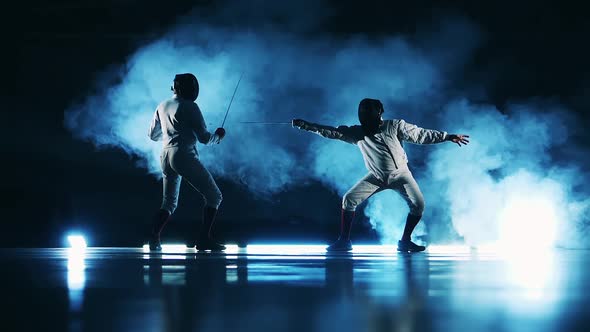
[221,72,244,128]
[238,122,292,125]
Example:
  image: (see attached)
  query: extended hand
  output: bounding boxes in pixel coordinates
[215,127,226,140]
[447,134,469,147]
[292,119,307,128]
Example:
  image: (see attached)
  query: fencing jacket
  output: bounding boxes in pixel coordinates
[149,95,221,151]
[298,119,447,183]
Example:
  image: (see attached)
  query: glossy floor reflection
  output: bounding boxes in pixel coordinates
[3,245,589,331]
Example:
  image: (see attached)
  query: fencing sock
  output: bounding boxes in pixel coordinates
[152,209,171,237]
[340,209,356,240]
[401,213,422,241]
[201,206,218,239]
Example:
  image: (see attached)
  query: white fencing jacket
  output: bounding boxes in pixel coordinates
[298,119,447,182]
[149,95,221,151]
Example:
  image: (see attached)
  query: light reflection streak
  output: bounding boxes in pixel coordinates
[67,248,86,311]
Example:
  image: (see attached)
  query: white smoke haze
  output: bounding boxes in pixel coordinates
[420,100,590,248]
[64,12,589,248]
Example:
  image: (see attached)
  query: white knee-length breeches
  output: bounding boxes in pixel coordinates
[160,147,223,214]
[342,169,425,216]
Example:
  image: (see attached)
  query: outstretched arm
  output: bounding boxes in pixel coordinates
[397,119,469,146]
[397,119,449,144]
[292,119,357,144]
[148,110,163,141]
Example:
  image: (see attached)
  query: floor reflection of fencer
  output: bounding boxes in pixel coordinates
[325,253,354,297]
[5,248,590,331]
[183,253,228,331]
[317,254,361,332]
[146,258,163,286]
[396,253,432,332]
[359,253,433,332]
[144,253,228,331]
[234,254,249,285]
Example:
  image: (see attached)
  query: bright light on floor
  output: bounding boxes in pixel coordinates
[505,250,556,301]
[245,244,327,255]
[351,245,397,253]
[66,248,86,312]
[495,173,563,252]
[67,250,86,289]
[67,235,87,249]
[136,243,558,256]
[427,245,473,254]
[142,244,188,253]
[142,244,240,253]
[498,195,558,251]
[246,244,479,255]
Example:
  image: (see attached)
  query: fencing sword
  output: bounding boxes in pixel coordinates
[238,121,292,125]
[221,72,244,128]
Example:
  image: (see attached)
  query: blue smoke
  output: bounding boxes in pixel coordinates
[64,11,589,247]
[419,100,590,248]
[64,23,445,194]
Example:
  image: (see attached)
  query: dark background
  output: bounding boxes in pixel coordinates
[8,0,589,247]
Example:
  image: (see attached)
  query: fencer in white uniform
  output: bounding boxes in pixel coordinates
[293,98,469,252]
[148,73,227,251]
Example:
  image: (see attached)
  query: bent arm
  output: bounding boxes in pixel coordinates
[397,119,447,144]
[148,110,163,141]
[296,120,357,144]
[191,105,221,145]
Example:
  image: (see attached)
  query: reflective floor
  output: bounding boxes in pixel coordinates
[3,245,590,332]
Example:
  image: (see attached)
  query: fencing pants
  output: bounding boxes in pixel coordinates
[159,147,223,214]
[342,169,425,216]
